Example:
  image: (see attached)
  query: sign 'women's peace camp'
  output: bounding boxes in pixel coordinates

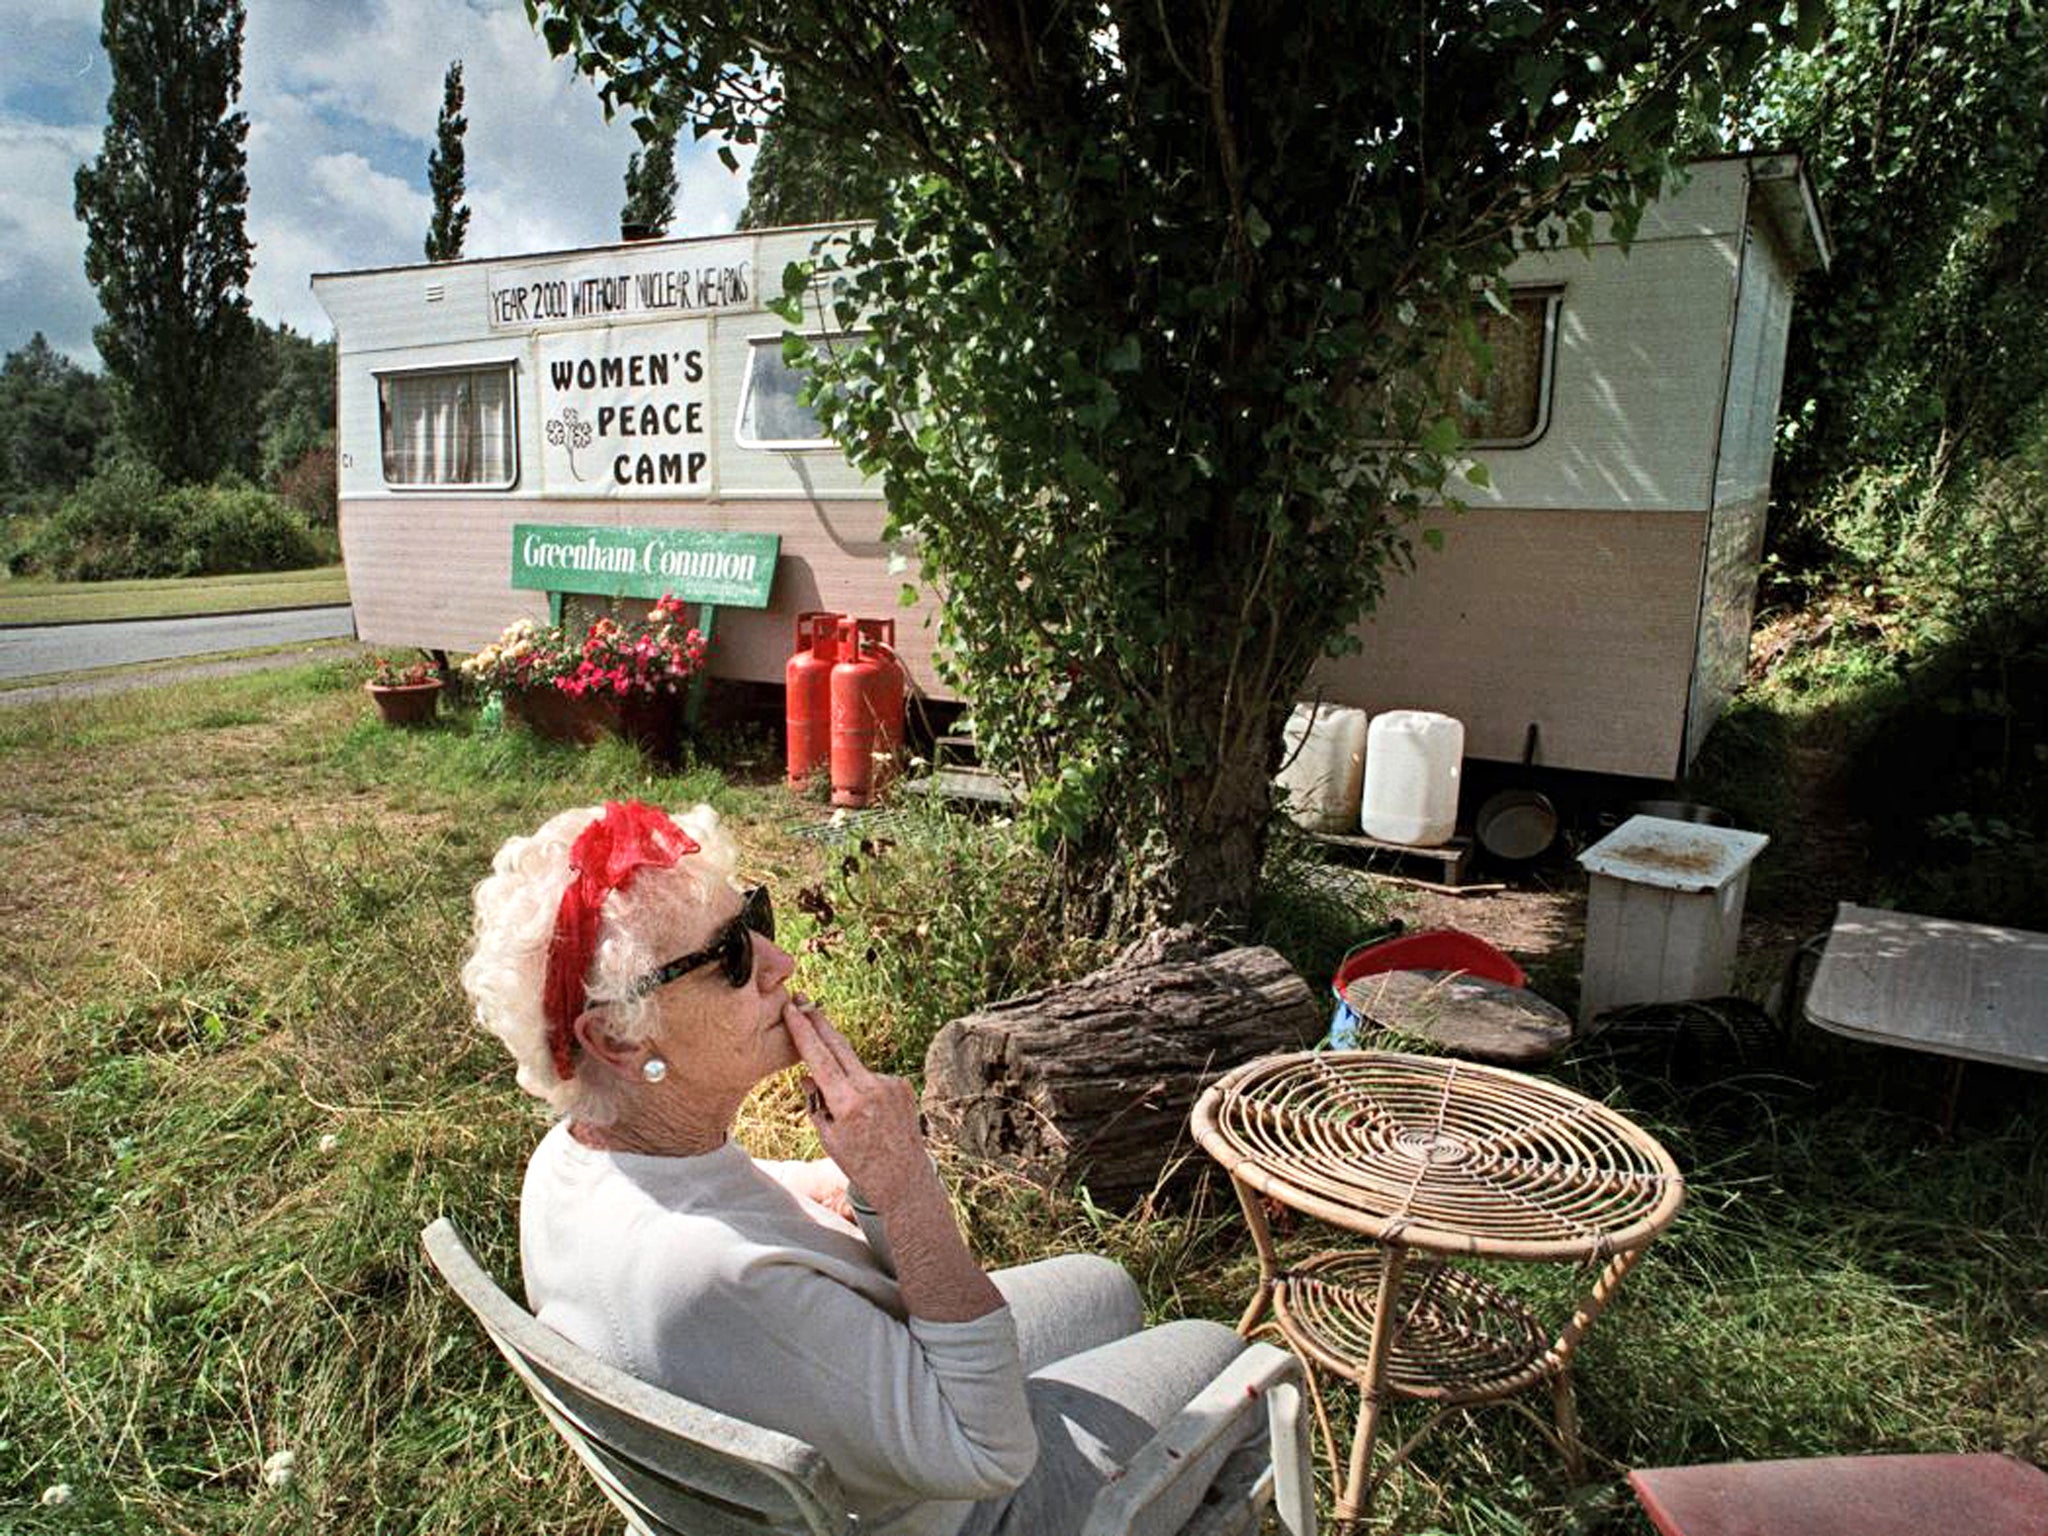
[536,322,712,497]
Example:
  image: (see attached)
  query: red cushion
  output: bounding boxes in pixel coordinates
[1629,1454,2048,1536]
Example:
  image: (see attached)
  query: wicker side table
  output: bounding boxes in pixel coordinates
[1191,1050,1684,1525]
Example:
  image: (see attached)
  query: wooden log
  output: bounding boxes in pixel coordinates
[920,927,1324,1208]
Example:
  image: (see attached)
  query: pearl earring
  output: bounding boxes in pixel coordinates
[641,1057,669,1084]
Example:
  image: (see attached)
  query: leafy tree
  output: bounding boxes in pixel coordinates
[737,77,896,229]
[1728,0,2048,563]
[426,61,471,262]
[0,334,112,500]
[74,0,256,487]
[252,321,336,485]
[621,126,678,237]
[534,0,1806,930]
[275,441,337,527]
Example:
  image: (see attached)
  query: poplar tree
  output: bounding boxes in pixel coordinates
[620,128,678,237]
[73,0,255,486]
[425,61,470,262]
[738,76,896,230]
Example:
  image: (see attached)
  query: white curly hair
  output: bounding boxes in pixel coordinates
[461,801,740,1125]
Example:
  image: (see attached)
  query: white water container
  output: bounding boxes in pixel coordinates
[1274,704,1369,832]
[1360,710,1464,846]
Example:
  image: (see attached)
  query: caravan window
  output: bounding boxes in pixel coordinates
[1349,286,1562,452]
[736,335,842,450]
[1445,287,1561,448]
[378,364,518,488]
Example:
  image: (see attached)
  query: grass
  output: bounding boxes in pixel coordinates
[0,565,349,626]
[0,660,2043,1534]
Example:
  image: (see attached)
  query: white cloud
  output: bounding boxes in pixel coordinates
[307,152,432,248]
[0,118,103,364]
[3,0,759,362]
[239,0,754,328]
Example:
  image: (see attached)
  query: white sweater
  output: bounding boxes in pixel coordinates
[520,1122,1037,1534]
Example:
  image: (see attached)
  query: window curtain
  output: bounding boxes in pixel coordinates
[469,370,512,482]
[380,369,514,485]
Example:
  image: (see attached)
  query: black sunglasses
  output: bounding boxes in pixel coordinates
[631,886,776,995]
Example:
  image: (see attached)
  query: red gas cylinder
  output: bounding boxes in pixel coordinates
[829,617,905,808]
[785,611,844,788]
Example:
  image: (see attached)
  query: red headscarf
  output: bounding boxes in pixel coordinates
[541,801,700,1079]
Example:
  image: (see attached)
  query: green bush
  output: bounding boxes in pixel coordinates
[785,801,1112,1074]
[160,482,325,576]
[0,487,63,575]
[1804,427,2048,655]
[1909,440,2048,655]
[23,463,326,580]
[1811,431,2048,928]
[24,457,177,579]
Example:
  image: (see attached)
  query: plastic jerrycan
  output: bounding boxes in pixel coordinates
[1274,703,1370,832]
[1360,710,1464,846]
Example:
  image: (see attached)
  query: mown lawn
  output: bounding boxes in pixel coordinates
[0,660,2042,1534]
[0,565,349,626]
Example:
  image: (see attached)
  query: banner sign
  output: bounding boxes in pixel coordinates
[535,322,718,497]
[488,238,753,332]
[511,523,780,609]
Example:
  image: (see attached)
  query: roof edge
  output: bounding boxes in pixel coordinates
[1743,152,1833,273]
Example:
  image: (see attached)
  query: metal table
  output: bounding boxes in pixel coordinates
[1192,1050,1684,1524]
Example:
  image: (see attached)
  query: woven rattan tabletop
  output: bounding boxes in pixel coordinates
[1192,1050,1684,1262]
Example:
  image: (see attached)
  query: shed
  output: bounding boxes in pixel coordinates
[311,151,1827,779]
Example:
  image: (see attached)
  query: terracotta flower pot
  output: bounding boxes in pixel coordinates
[503,684,685,764]
[366,679,442,727]
[616,690,686,768]
[503,684,612,745]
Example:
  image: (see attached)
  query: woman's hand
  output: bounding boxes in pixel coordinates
[783,999,1003,1322]
[784,1001,933,1210]
[791,1157,854,1221]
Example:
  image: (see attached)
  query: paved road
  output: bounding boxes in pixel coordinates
[0,605,357,682]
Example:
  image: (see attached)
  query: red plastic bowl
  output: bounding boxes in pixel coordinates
[1328,928,1527,1046]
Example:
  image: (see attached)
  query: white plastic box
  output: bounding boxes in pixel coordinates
[1576,815,1770,1024]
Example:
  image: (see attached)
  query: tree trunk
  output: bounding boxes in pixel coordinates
[920,927,1323,1208]
[1112,678,1297,933]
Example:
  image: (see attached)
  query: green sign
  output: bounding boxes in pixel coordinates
[511,523,779,609]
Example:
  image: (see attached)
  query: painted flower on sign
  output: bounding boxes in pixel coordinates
[544,407,595,481]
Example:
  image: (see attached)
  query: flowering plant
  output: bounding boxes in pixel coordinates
[458,617,577,692]
[459,598,707,701]
[559,594,708,700]
[367,653,439,687]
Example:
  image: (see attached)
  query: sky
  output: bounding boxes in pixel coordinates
[0,0,755,368]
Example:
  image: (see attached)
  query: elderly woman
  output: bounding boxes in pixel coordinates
[462,800,1256,1536]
